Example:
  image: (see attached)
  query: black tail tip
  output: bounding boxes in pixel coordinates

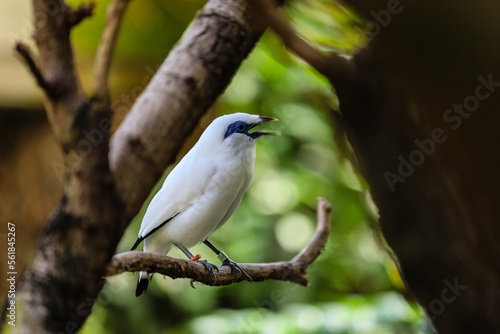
[136,278,149,297]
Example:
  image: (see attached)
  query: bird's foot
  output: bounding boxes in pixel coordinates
[189,254,218,280]
[217,251,251,281]
[221,258,252,282]
[188,254,219,288]
[198,259,219,280]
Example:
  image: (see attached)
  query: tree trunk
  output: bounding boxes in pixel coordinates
[330,0,500,332]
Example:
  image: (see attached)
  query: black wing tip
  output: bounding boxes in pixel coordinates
[130,237,143,251]
[136,277,149,297]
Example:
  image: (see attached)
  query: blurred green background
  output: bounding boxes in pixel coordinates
[1,0,434,333]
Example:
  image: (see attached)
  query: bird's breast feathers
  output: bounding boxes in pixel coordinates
[138,153,253,240]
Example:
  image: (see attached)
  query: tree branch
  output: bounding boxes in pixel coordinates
[293,198,332,266]
[67,2,95,27]
[109,0,267,226]
[250,0,353,87]
[93,0,130,101]
[28,0,90,145]
[15,42,50,92]
[105,199,332,287]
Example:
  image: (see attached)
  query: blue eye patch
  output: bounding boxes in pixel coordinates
[225,121,249,139]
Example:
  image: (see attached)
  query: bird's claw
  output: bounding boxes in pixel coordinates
[221,259,252,282]
[196,259,219,282]
[189,258,218,288]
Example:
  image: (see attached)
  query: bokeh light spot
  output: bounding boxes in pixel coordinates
[275,213,314,253]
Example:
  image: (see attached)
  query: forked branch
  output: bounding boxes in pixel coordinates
[15,43,50,93]
[105,198,332,286]
[93,0,131,100]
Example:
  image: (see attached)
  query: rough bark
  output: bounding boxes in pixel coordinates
[327,1,500,332]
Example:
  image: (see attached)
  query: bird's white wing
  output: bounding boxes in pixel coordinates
[160,165,248,248]
[137,152,216,239]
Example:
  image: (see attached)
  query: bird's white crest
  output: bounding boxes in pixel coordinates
[133,113,278,295]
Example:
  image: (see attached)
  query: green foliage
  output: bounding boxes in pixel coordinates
[77,1,433,333]
[284,0,365,53]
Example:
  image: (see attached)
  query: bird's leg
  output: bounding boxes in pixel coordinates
[173,243,218,283]
[203,239,252,281]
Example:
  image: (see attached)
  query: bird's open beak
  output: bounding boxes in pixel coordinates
[258,116,278,123]
[248,116,280,138]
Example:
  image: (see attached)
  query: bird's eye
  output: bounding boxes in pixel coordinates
[236,122,246,132]
[224,121,249,139]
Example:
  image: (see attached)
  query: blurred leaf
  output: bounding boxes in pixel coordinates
[284,0,365,54]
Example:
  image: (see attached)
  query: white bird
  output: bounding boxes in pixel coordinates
[131,113,279,296]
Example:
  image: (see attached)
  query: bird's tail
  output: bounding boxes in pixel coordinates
[136,271,152,297]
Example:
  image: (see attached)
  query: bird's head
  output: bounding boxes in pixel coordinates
[216,113,279,148]
[223,113,279,139]
[195,113,279,154]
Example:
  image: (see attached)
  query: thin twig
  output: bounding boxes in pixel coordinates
[105,198,332,287]
[293,198,332,265]
[15,42,51,94]
[93,0,130,101]
[67,2,95,27]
